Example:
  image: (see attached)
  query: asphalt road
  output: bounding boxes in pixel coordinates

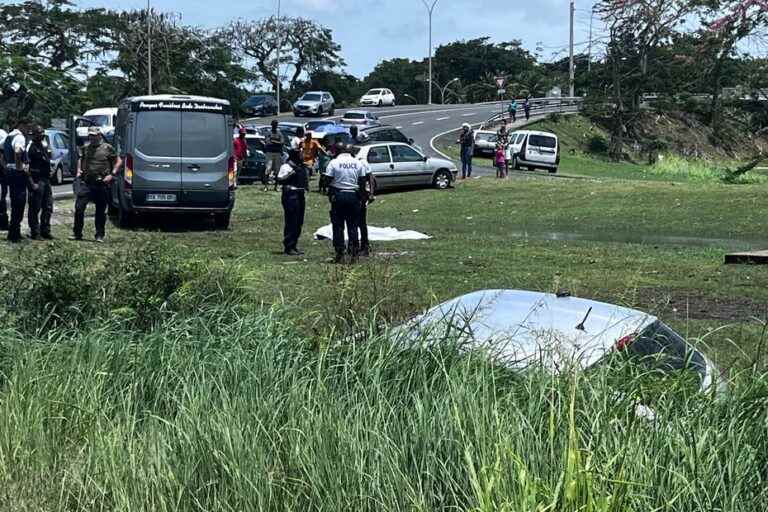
[52,102,507,198]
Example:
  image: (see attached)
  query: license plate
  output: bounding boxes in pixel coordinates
[147,193,176,202]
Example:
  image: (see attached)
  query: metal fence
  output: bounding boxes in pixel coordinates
[480,97,584,130]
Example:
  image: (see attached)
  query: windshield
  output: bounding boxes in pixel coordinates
[301,93,322,102]
[306,121,334,130]
[246,139,265,151]
[344,113,365,120]
[83,115,110,126]
[366,89,382,95]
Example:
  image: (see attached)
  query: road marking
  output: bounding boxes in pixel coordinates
[380,105,499,120]
[412,121,424,126]
[462,113,477,117]
[436,116,450,121]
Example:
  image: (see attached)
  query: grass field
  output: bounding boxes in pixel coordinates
[1,156,767,510]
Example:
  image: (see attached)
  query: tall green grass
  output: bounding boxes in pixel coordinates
[649,154,768,184]
[1,309,766,511]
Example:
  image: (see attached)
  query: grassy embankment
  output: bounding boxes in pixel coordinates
[1,149,767,509]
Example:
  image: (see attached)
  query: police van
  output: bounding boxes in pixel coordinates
[109,95,235,229]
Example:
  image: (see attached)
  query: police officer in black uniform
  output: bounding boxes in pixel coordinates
[26,125,54,240]
[348,126,374,257]
[2,120,31,243]
[322,142,369,264]
[278,148,309,256]
[0,128,8,231]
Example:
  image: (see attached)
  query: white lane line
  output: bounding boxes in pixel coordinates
[436,116,450,121]
[461,113,477,117]
[412,121,424,126]
[380,105,497,120]
[429,121,485,161]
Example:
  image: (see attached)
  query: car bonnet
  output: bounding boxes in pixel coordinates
[391,289,656,372]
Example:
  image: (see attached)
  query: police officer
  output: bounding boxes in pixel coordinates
[0,127,8,230]
[2,120,31,243]
[278,148,308,256]
[72,126,122,242]
[347,125,374,256]
[26,125,54,240]
[322,142,369,264]
[265,119,284,192]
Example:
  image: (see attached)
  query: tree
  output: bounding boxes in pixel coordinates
[0,0,109,125]
[227,16,344,104]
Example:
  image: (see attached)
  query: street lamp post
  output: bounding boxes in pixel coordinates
[147,0,152,95]
[275,0,281,114]
[421,0,439,105]
[436,77,460,104]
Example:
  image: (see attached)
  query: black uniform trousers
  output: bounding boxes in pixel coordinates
[74,180,108,239]
[358,201,369,251]
[281,188,306,252]
[330,190,361,255]
[0,169,8,229]
[6,168,27,241]
[28,177,53,237]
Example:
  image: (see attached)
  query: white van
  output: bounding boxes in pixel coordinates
[76,107,118,140]
[507,130,560,173]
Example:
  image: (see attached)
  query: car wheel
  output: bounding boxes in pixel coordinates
[53,165,64,185]
[329,105,335,116]
[378,100,383,107]
[512,156,521,170]
[433,169,452,190]
[214,212,231,230]
[549,167,558,174]
[317,106,323,117]
[117,202,135,228]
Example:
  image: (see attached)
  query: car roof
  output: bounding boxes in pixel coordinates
[122,94,230,106]
[302,90,329,95]
[474,130,497,135]
[83,107,118,116]
[515,129,557,138]
[393,289,657,371]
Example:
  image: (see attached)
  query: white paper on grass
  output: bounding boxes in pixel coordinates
[313,224,431,242]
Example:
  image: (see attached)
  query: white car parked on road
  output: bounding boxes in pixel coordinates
[507,130,560,173]
[355,142,457,192]
[360,88,396,107]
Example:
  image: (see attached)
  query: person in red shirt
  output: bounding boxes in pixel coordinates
[232,127,248,183]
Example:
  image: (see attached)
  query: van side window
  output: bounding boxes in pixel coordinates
[529,135,557,148]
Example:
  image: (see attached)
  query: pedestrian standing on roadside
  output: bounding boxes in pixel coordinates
[456,123,474,179]
[265,120,284,192]
[495,143,506,179]
[322,142,368,264]
[233,127,248,185]
[2,120,31,243]
[508,98,518,123]
[26,125,54,240]
[0,128,9,231]
[72,126,122,243]
[497,119,509,145]
[277,149,308,256]
[523,97,531,121]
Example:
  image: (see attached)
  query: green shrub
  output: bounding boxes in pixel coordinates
[587,134,609,154]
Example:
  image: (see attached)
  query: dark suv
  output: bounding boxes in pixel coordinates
[241,95,278,117]
[359,125,414,145]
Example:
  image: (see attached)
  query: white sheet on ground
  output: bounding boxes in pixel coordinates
[314,224,431,242]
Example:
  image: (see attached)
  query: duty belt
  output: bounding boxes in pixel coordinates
[283,185,305,192]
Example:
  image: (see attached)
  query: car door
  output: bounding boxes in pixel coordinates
[389,144,429,186]
[526,134,558,166]
[364,145,395,190]
[180,110,230,207]
[132,109,183,204]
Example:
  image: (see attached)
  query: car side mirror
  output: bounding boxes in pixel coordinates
[422,156,428,162]
[408,138,414,145]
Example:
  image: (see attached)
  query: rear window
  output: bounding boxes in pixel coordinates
[628,321,706,373]
[528,135,557,148]
[344,113,365,120]
[182,112,227,158]
[135,111,181,158]
[476,133,497,143]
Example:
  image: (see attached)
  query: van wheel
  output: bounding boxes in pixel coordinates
[117,203,134,228]
[214,212,231,230]
[512,156,521,170]
[433,169,452,189]
[549,167,558,174]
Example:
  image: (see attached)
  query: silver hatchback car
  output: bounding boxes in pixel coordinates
[355,142,458,192]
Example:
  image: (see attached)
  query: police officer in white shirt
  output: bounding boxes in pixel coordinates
[2,120,31,242]
[322,142,369,263]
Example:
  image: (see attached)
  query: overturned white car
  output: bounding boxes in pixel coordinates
[391,289,725,394]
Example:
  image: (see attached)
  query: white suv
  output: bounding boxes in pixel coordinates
[508,130,560,173]
[360,88,396,107]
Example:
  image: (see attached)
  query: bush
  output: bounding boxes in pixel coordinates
[587,134,609,154]
[0,241,248,333]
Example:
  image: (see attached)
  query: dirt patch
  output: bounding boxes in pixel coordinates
[633,288,768,322]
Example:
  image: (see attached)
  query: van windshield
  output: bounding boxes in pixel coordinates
[182,112,227,158]
[83,114,111,126]
[529,135,557,148]
[135,111,181,158]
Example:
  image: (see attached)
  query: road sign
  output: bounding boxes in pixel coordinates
[497,88,506,95]
[495,76,506,88]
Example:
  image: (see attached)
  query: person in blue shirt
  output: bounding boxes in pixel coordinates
[508,99,518,123]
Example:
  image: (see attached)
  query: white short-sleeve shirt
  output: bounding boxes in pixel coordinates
[324,153,369,191]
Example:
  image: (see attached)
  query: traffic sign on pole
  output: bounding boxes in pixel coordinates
[495,76,506,88]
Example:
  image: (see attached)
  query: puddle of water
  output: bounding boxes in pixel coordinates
[507,231,768,250]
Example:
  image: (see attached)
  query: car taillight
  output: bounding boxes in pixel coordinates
[124,154,133,188]
[228,156,236,189]
[615,333,637,351]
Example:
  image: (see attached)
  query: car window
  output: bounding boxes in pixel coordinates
[367,89,381,95]
[367,146,391,164]
[529,134,557,148]
[344,113,365,120]
[182,112,227,158]
[246,139,265,152]
[54,134,65,149]
[135,111,181,157]
[390,145,423,163]
[627,321,706,373]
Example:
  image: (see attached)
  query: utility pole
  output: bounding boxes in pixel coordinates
[275,0,281,114]
[587,5,594,74]
[569,0,575,97]
[147,0,152,95]
[422,0,439,105]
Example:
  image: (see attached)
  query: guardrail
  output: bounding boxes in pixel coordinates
[480,97,584,130]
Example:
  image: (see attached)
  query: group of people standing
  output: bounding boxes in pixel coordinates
[255,120,372,263]
[0,122,120,244]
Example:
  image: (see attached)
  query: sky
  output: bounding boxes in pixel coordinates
[70,0,602,78]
